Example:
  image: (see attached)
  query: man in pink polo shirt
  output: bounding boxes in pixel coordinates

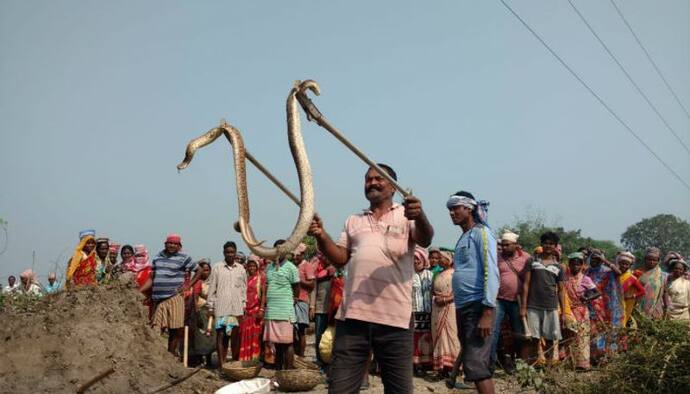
[309,163,434,394]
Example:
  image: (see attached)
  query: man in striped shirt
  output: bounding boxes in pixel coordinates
[149,234,199,356]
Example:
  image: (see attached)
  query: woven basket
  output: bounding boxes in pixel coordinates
[221,360,263,381]
[275,368,322,392]
[294,356,320,371]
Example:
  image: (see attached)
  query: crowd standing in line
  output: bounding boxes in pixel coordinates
[3,164,690,394]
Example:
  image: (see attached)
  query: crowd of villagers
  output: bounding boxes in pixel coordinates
[5,229,349,372]
[5,228,690,379]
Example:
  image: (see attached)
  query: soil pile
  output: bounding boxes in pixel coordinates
[0,283,223,393]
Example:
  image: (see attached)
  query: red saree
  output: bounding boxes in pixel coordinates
[71,253,97,286]
[240,273,266,361]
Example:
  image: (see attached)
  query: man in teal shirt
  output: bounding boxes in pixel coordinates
[44,272,61,294]
[261,239,300,370]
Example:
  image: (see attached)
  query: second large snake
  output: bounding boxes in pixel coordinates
[177,81,317,260]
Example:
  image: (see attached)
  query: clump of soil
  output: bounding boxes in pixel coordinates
[0,283,224,393]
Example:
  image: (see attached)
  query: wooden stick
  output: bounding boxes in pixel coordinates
[76,367,115,393]
[146,367,202,394]
[183,325,189,368]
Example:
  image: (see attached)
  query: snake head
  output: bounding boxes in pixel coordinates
[295,79,321,96]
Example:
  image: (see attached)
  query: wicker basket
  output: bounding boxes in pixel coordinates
[275,368,322,392]
[221,360,263,381]
[294,356,320,371]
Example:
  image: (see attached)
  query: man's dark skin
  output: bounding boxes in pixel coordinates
[260,240,300,370]
[308,167,434,266]
[448,203,495,394]
[214,244,242,367]
[520,238,565,370]
[141,240,202,356]
[308,166,434,391]
[96,241,109,261]
[7,275,16,288]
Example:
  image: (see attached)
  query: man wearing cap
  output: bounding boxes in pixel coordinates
[147,234,199,356]
[446,190,499,394]
[207,241,247,367]
[491,231,531,369]
[308,164,434,394]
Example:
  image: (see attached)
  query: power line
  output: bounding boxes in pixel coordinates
[609,0,690,122]
[496,0,690,191]
[566,0,690,155]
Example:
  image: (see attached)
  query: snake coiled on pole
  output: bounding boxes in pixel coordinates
[177,81,318,260]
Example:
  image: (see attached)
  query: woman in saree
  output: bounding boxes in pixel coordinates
[65,229,98,287]
[431,250,460,377]
[616,251,645,328]
[585,249,624,360]
[638,247,667,320]
[239,256,266,361]
[563,252,597,371]
[412,246,433,374]
[665,258,690,321]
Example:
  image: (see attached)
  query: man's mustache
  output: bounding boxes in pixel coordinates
[366,186,382,193]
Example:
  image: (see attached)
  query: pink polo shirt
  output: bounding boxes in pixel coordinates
[335,203,416,329]
[497,251,531,302]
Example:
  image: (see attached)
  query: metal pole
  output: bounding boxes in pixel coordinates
[296,90,412,198]
[245,151,300,206]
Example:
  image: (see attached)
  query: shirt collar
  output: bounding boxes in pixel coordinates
[362,203,401,214]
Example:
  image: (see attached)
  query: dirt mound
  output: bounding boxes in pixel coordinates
[0,284,224,394]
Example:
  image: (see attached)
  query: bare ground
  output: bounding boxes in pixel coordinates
[0,284,530,393]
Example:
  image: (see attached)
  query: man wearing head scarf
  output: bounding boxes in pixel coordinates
[143,233,198,356]
[44,272,61,294]
[491,231,531,370]
[292,242,315,357]
[446,190,498,394]
[638,247,667,320]
[234,251,247,265]
[308,164,434,394]
[19,270,43,297]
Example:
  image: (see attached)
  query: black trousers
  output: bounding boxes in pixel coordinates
[328,317,413,394]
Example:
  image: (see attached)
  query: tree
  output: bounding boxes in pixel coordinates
[621,214,690,258]
[500,213,619,260]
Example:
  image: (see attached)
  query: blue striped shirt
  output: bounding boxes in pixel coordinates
[151,251,195,301]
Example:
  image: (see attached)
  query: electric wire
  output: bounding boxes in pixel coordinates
[609,0,690,122]
[567,0,690,154]
[497,0,690,191]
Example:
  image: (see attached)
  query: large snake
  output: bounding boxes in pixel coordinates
[177,81,318,260]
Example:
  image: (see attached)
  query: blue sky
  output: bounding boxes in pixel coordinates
[1,0,688,282]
